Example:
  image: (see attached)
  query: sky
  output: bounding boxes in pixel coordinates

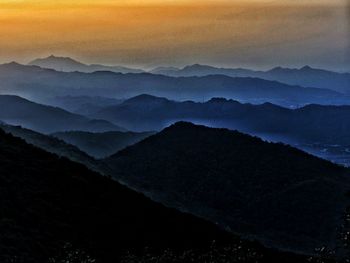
[0,0,349,71]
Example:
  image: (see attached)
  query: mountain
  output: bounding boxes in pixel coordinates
[151,64,350,94]
[91,95,350,146]
[0,123,99,171]
[52,130,154,158]
[149,66,180,74]
[44,96,123,115]
[0,126,319,263]
[0,95,125,134]
[0,62,347,107]
[263,66,350,94]
[102,122,350,254]
[29,55,144,74]
[0,126,238,263]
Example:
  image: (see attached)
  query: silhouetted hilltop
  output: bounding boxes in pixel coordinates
[103,122,350,254]
[0,127,234,262]
[0,126,323,263]
[29,55,144,74]
[0,95,125,133]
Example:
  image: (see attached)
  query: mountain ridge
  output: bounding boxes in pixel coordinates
[151,63,350,93]
[0,95,125,134]
[102,122,350,254]
[91,94,350,148]
[0,62,347,107]
[29,55,144,74]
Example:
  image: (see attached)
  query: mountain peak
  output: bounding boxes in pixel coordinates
[31,55,82,63]
[104,122,349,254]
[124,94,170,104]
[300,65,313,71]
[2,61,23,68]
[207,97,230,103]
[184,64,214,70]
[168,121,198,129]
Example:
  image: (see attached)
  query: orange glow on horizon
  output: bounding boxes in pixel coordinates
[0,0,348,70]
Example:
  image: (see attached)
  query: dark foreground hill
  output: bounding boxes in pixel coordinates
[102,122,350,254]
[0,126,323,263]
[52,130,154,158]
[0,95,124,133]
[0,128,232,262]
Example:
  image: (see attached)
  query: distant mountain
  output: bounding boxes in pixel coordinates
[52,130,154,158]
[0,123,99,171]
[0,95,125,133]
[150,66,180,74]
[151,64,350,94]
[29,55,144,74]
[0,62,347,107]
[102,122,350,254]
[91,94,350,146]
[0,127,238,263]
[44,96,123,115]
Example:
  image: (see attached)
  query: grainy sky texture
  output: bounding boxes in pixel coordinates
[0,0,349,70]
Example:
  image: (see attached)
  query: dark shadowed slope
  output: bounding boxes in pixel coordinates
[0,127,320,263]
[151,64,350,94]
[0,123,99,171]
[0,62,347,107]
[102,122,350,254]
[52,130,154,158]
[92,95,350,146]
[0,127,233,263]
[29,55,144,74]
[0,95,125,133]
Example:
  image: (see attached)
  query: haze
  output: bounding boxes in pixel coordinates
[0,0,348,71]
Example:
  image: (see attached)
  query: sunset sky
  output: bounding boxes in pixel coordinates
[0,0,349,71]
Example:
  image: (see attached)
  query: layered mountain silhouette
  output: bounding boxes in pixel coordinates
[92,94,350,146]
[0,123,99,171]
[0,62,347,107]
[0,126,319,263]
[0,127,236,262]
[29,55,144,74]
[52,130,154,158]
[102,122,350,254]
[151,64,350,94]
[0,95,125,133]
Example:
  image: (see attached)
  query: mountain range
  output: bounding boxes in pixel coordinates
[91,94,350,146]
[151,64,350,94]
[102,122,350,254]
[27,56,350,95]
[0,62,348,107]
[0,95,125,134]
[29,55,144,74]
[1,114,350,262]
